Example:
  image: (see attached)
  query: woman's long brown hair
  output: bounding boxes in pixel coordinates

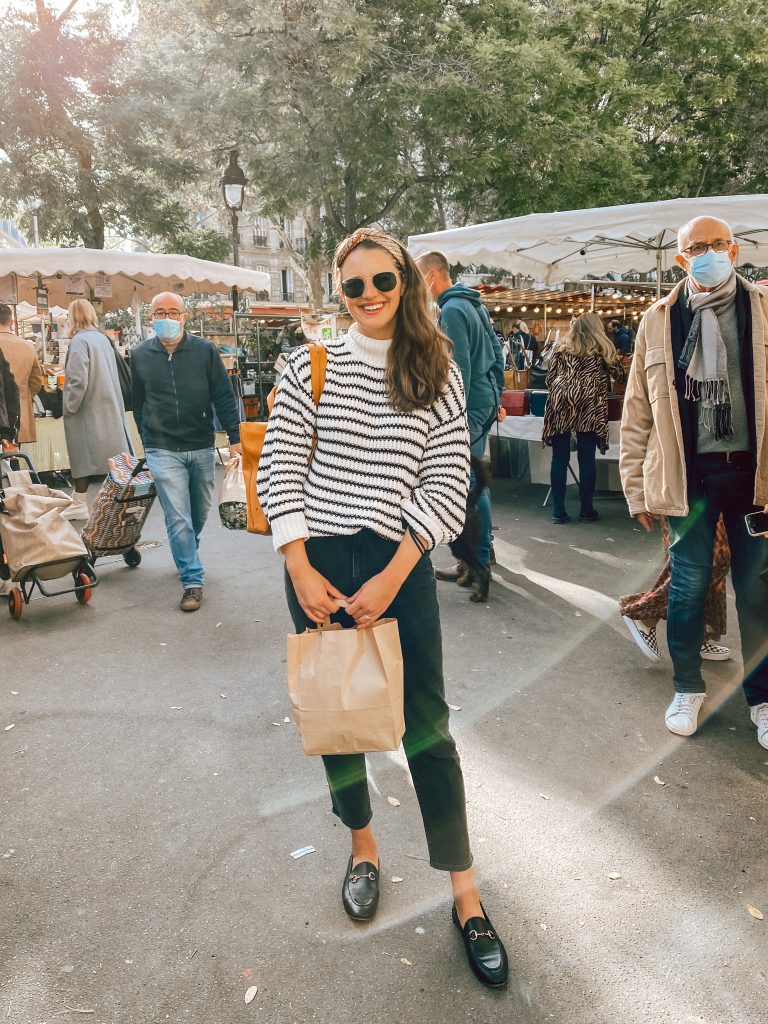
[334,231,453,413]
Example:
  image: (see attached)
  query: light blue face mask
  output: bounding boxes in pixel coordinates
[154,318,183,342]
[689,248,733,288]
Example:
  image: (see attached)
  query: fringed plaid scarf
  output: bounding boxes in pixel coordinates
[677,270,737,441]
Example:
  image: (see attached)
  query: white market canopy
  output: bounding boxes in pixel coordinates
[0,248,271,312]
[409,195,768,286]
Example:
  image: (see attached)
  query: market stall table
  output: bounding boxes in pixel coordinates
[21,417,229,474]
[493,415,622,497]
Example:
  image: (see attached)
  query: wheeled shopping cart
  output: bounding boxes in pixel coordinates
[81,454,157,569]
[0,451,97,620]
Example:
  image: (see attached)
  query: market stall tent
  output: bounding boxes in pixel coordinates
[409,195,768,292]
[0,248,271,312]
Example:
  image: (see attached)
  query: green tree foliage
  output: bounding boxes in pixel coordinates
[163,227,232,263]
[0,0,198,248]
[540,0,768,200]
[3,0,766,284]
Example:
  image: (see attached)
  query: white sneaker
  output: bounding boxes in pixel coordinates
[62,497,89,520]
[665,692,706,737]
[622,616,662,662]
[700,641,730,661]
[750,703,768,750]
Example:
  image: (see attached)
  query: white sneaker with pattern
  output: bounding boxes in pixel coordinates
[665,692,706,737]
[750,703,768,750]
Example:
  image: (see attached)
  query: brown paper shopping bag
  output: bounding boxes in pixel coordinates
[286,616,405,756]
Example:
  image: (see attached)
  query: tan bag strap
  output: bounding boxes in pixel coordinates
[267,343,326,416]
[309,344,327,407]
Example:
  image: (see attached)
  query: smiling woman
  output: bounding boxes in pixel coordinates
[256,228,510,989]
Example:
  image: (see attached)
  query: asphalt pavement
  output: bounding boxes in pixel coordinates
[2,467,766,1024]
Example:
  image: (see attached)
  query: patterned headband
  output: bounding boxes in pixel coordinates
[333,229,407,290]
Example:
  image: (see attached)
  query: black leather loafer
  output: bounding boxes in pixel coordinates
[342,857,380,921]
[452,902,509,988]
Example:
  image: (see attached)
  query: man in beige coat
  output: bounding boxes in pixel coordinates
[620,215,768,749]
[0,304,42,443]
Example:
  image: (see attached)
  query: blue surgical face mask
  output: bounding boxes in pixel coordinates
[688,248,733,288]
[154,318,183,342]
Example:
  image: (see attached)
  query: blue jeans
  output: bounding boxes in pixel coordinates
[550,431,598,518]
[667,464,768,705]
[470,429,493,567]
[144,447,215,588]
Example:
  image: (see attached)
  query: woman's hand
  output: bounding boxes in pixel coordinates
[284,540,347,624]
[289,563,347,624]
[346,570,402,629]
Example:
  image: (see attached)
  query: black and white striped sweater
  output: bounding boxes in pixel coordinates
[256,324,470,552]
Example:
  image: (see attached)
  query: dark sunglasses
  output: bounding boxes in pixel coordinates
[340,272,398,299]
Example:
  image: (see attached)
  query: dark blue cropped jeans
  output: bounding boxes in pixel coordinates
[285,529,473,872]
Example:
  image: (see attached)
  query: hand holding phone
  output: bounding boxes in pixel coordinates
[745,510,768,537]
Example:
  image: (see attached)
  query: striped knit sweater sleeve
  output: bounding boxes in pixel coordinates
[400,363,470,550]
[257,334,470,553]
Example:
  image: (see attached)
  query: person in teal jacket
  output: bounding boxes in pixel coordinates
[417,251,505,586]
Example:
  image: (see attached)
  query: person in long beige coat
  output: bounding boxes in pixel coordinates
[0,304,42,443]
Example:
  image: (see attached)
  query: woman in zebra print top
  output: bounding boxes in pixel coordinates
[543,311,623,524]
[257,228,509,988]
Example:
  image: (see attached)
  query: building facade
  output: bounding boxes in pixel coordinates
[203,205,332,307]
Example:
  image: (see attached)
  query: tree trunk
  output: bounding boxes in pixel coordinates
[83,208,105,249]
[305,200,326,308]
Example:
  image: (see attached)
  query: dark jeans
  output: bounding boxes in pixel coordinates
[667,460,768,705]
[285,529,473,872]
[550,431,598,518]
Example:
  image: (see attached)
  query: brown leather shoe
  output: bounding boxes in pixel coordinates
[180,587,203,612]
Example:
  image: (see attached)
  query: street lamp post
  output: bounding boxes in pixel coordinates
[222,148,251,407]
[222,149,247,268]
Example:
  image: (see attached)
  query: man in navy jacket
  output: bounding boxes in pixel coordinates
[132,292,242,612]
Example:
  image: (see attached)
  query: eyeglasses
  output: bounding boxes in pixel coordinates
[681,239,733,258]
[154,310,184,320]
[340,272,398,299]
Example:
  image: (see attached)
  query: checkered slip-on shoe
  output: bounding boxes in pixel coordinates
[622,616,662,662]
[700,641,730,661]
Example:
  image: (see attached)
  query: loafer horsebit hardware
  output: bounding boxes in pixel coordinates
[349,870,377,883]
[468,928,497,941]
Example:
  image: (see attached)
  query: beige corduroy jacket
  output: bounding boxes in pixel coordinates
[619,276,768,518]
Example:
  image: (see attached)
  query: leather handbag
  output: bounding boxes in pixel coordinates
[527,389,548,417]
[607,395,624,421]
[504,369,530,391]
[241,344,326,535]
[501,390,528,415]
